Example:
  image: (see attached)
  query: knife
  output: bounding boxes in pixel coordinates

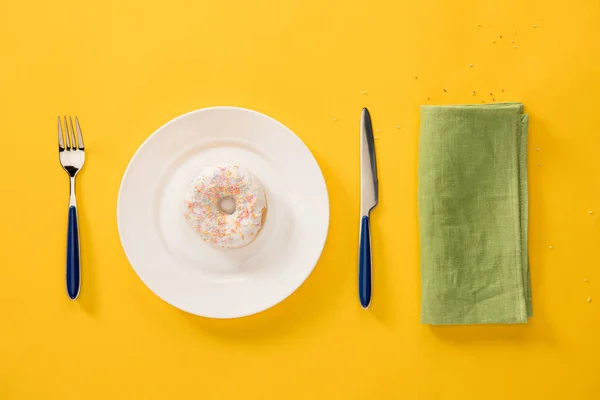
[359,107,379,309]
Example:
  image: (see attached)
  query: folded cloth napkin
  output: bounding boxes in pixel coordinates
[418,103,531,325]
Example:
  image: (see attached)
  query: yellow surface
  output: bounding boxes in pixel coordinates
[1,0,600,398]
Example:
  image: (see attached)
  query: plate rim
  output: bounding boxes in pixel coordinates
[116,106,330,318]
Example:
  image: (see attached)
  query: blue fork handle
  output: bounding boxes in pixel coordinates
[359,215,372,308]
[66,206,81,300]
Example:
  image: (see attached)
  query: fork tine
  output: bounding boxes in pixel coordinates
[58,116,65,150]
[74,116,84,149]
[68,116,77,150]
[69,116,77,149]
[63,116,72,150]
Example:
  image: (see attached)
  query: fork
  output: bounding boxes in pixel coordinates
[58,116,85,300]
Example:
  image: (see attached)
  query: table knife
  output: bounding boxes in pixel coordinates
[359,107,379,309]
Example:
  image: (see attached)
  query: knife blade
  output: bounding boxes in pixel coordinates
[359,107,378,308]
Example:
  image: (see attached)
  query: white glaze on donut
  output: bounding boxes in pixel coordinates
[184,165,267,249]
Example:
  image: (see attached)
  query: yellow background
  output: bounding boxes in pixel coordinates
[1,0,599,398]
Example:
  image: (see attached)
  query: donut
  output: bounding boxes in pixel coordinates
[184,165,267,249]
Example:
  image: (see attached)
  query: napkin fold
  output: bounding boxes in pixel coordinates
[418,103,531,325]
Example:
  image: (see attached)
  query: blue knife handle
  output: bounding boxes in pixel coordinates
[359,215,372,308]
[66,205,80,300]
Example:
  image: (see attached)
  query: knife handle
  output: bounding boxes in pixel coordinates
[359,215,372,308]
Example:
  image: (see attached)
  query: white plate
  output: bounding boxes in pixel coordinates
[117,107,329,318]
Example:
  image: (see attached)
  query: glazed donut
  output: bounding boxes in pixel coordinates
[184,165,267,249]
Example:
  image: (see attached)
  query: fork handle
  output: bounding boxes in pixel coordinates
[66,205,81,300]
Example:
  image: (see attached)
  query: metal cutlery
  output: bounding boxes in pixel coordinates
[58,116,85,300]
[359,108,378,308]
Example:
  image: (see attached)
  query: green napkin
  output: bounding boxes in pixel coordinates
[418,103,531,325]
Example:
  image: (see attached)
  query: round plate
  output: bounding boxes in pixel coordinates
[117,107,329,318]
